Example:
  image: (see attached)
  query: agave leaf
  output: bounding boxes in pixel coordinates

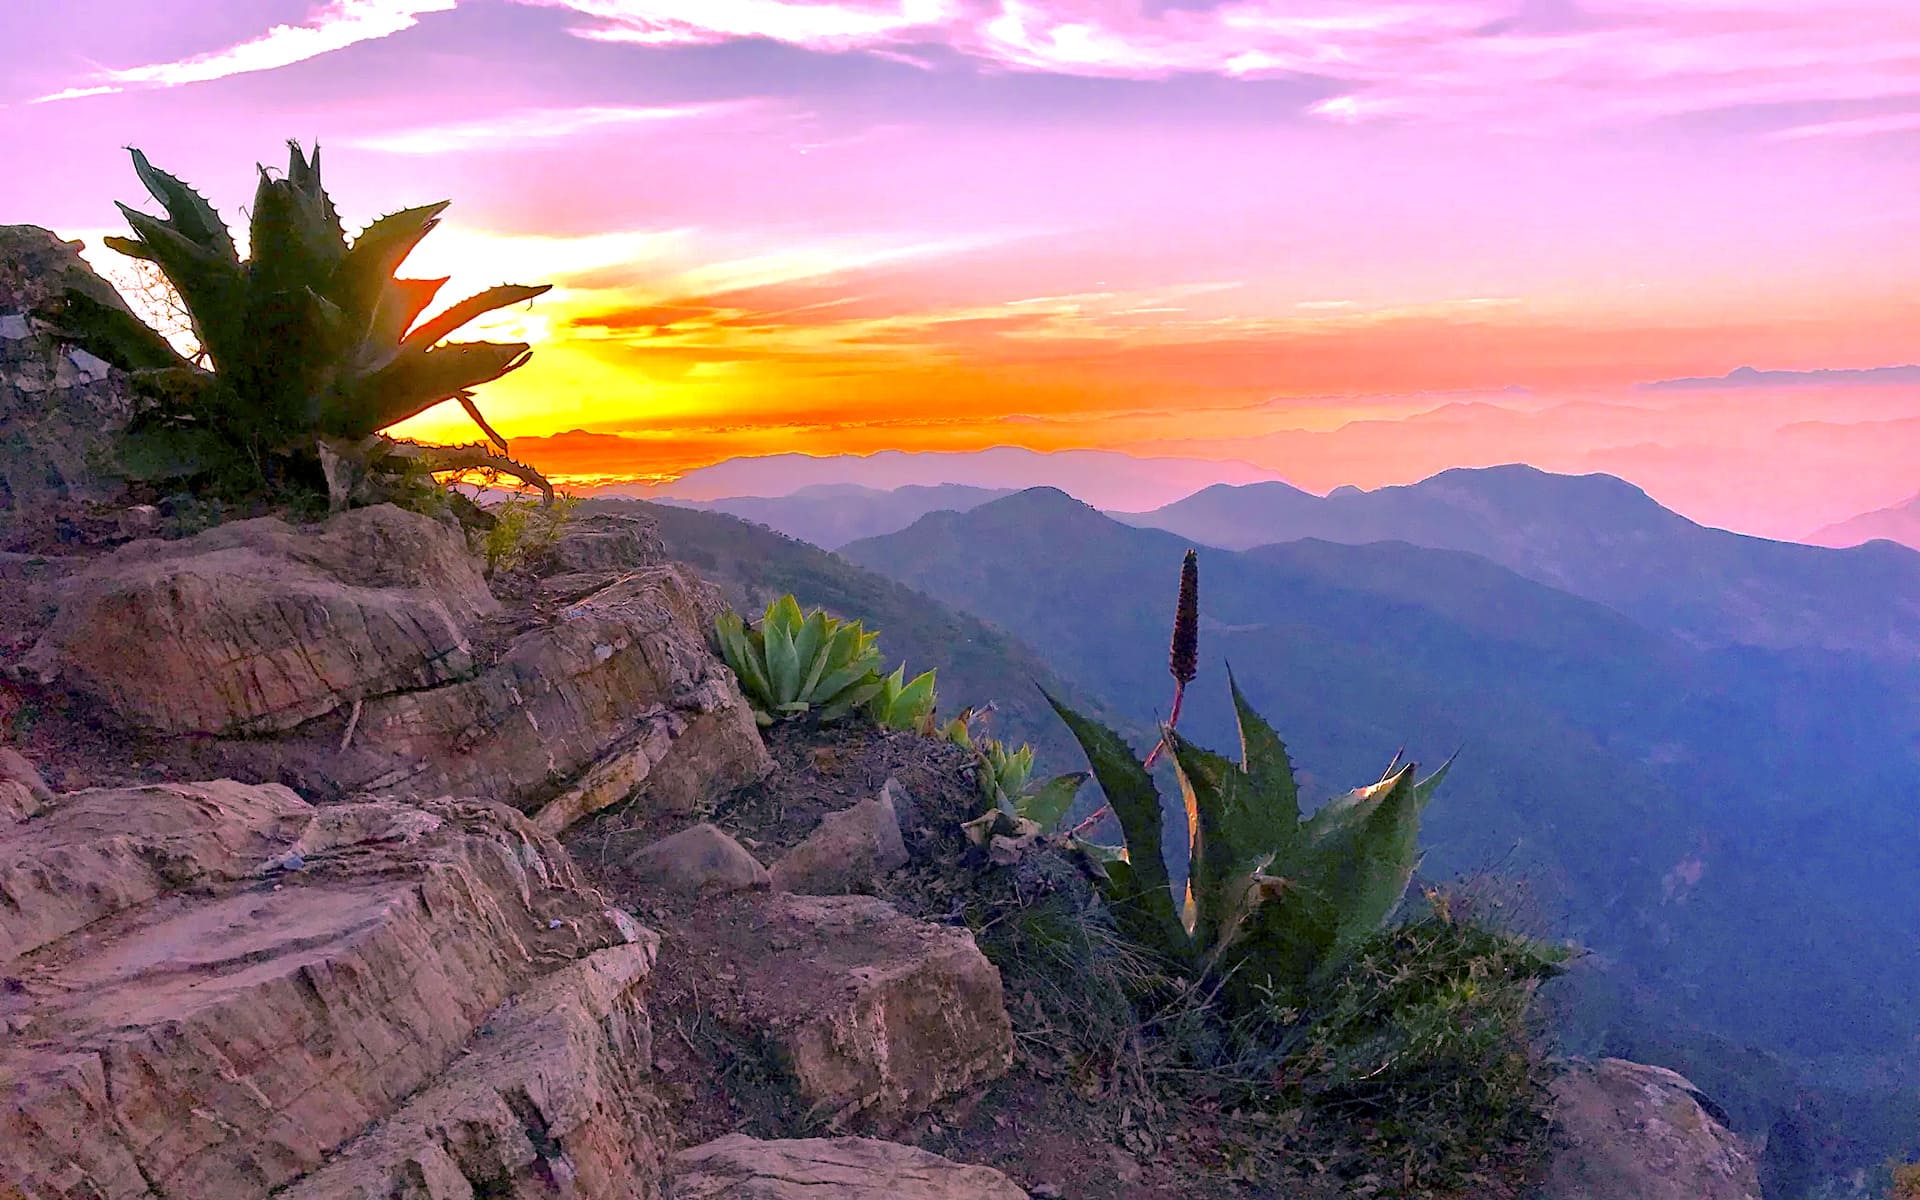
[1168,729,1246,951]
[793,611,835,698]
[282,141,346,260]
[1224,667,1299,850]
[333,202,450,317]
[1043,687,1185,956]
[402,284,551,350]
[1016,771,1087,832]
[113,203,247,373]
[47,289,196,373]
[1301,764,1428,967]
[128,149,236,261]
[337,341,531,435]
[817,677,885,722]
[715,613,773,709]
[768,594,806,637]
[891,668,936,720]
[763,611,802,705]
[101,234,157,263]
[365,277,449,352]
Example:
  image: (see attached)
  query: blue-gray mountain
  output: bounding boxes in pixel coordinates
[841,481,1920,1192]
[1119,464,1920,657]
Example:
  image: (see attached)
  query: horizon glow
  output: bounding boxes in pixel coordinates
[5,0,1919,536]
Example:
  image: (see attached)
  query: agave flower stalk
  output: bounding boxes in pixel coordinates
[1067,548,1199,840]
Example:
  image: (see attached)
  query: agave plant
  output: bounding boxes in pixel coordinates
[867,663,939,731]
[715,595,885,726]
[1046,673,1448,1006]
[959,736,1087,852]
[46,143,553,506]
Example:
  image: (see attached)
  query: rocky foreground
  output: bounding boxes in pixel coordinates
[0,225,1764,1198]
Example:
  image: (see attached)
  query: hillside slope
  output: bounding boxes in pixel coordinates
[594,498,1126,766]
[844,487,1920,1181]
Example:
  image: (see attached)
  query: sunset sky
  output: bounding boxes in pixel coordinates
[4,0,1919,536]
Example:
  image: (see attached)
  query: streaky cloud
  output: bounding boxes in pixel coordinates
[34,0,456,100]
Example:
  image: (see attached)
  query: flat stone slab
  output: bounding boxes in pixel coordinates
[670,1135,1028,1199]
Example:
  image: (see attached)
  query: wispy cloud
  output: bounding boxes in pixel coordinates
[347,100,769,153]
[1769,110,1920,140]
[519,0,1920,132]
[518,0,955,49]
[34,0,455,101]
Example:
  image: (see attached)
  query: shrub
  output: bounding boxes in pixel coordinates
[715,595,886,725]
[46,143,553,507]
[483,494,579,576]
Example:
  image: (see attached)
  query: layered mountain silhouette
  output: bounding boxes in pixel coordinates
[658,483,1014,550]
[1120,464,1920,657]
[841,483,1920,1175]
[1810,490,1920,551]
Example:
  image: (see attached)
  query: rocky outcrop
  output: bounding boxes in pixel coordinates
[1539,1058,1762,1200]
[0,778,659,1199]
[9,503,772,827]
[279,942,666,1200]
[770,790,908,895]
[0,227,137,524]
[16,504,496,736]
[624,822,771,894]
[353,561,770,818]
[670,1135,1028,1199]
[711,893,1013,1121]
[0,745,52,823]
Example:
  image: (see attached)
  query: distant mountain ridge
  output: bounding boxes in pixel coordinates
[1121,463,1920,658]
[658,483,1014,550]
[587,446,1284,511]
[1641,363,1920,389]
[1810,490,1920,550]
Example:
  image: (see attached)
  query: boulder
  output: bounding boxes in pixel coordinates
[714,893,1012,1121]
[770,791,908,895]
[670,1135,1028,1199]
[0,226,139,523]
[1538,1058,1762,1200]
[15,504,497,736]
[350,563,772,819]
[0,783,645,1200]
[279,942,666,1200]
[624,823,770,894]
[0,744,52,824]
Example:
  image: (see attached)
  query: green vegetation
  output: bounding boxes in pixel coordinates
[483,494,579,576]
[716,594,887,726]
[866,663,938,730]
[1049,673,1451,1008]
[47,142,553,509]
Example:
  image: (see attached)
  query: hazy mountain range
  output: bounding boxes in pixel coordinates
[588,446,1282,512]
[657,483,1015,550]
[835,479,1920,1185]
[1809,490,1920,549]
[1643,363,1920,390]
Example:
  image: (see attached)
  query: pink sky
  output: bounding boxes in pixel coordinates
[3,0,1918,536]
